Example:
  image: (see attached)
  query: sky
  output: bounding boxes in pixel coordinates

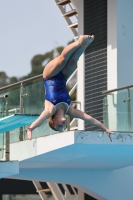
[0,0,73,78]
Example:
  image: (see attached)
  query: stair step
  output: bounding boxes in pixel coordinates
[68,22,78,28]
[63,9,77,17]
[37,188,51,193]
[56,0,71,6]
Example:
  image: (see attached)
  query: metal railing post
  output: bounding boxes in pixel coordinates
[67,115,70,131]
[20,82,23,114]
[103,96,109,128]
[19,82,24,141]
[127,89,131,131]
[5,95,10,161]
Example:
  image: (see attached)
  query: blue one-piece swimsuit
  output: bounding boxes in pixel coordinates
[43,72,71,113]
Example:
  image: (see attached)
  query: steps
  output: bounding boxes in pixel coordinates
[54,0,78,37]
[33,181,78,200]
[62,9,77,17]
[56,0,71,5]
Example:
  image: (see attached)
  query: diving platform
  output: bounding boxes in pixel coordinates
[4,130,133,200]
[0,114,39,133]
[0,114,38,179]
[0,161,19,178]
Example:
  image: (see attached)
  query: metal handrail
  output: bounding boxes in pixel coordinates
[0,68,77,92]
[102,83,133,95]
[0,74,42,92]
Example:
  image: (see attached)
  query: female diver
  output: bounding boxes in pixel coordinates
[27,35,113,141]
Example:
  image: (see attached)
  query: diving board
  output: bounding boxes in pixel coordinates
[0,114,39,133]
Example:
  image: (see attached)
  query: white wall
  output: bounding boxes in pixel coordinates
[107,0,117,90]
[108,0,133,89]
[117,0,133,87]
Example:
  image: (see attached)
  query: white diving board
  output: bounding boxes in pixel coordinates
[0,114,39,133]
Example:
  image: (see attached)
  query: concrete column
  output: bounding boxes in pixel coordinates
[77,0,85,130]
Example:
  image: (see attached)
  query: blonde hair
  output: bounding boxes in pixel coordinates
[49,116,58,131]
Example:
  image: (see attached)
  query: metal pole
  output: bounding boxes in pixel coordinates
[19,82,23,141]
[20,82,23,114]
[5,96,10,161]
[67,115,70,131]
[103,96,109,128]
[127,89,131,132]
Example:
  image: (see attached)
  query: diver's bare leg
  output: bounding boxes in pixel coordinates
[43,35,93,79]
[61,36,94,79]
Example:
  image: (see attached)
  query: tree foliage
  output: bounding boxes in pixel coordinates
[0,40,74,86]
[0,71,9,88]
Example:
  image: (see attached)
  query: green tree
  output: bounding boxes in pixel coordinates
[0,71,9,87]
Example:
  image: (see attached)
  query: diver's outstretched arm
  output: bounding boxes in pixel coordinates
[67,106,114,142]
[27,109,52,140]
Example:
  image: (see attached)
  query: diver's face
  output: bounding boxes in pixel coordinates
[53,117,66,131]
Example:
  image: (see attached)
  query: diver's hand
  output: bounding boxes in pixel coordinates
[105,129,114,142]
[27,127,32,140]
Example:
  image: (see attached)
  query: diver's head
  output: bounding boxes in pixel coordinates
[49,114,66,131]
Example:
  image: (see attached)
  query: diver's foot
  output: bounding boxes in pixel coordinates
[84,35,94,46]
[78,35,88,44]
[78,35,94,45]
[27,127,32,140]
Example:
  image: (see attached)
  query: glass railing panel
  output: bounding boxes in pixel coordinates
[23,80,44,115]
[0,98,6,118]
[0,85,30,145]
[116,91,128,131]
[7,88,21,143]
[0,88,20,117]
[103,90,130,132]
[0,133,4,159]
[103,94,118,131]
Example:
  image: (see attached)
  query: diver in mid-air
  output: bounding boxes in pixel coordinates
[27,35,113,141]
